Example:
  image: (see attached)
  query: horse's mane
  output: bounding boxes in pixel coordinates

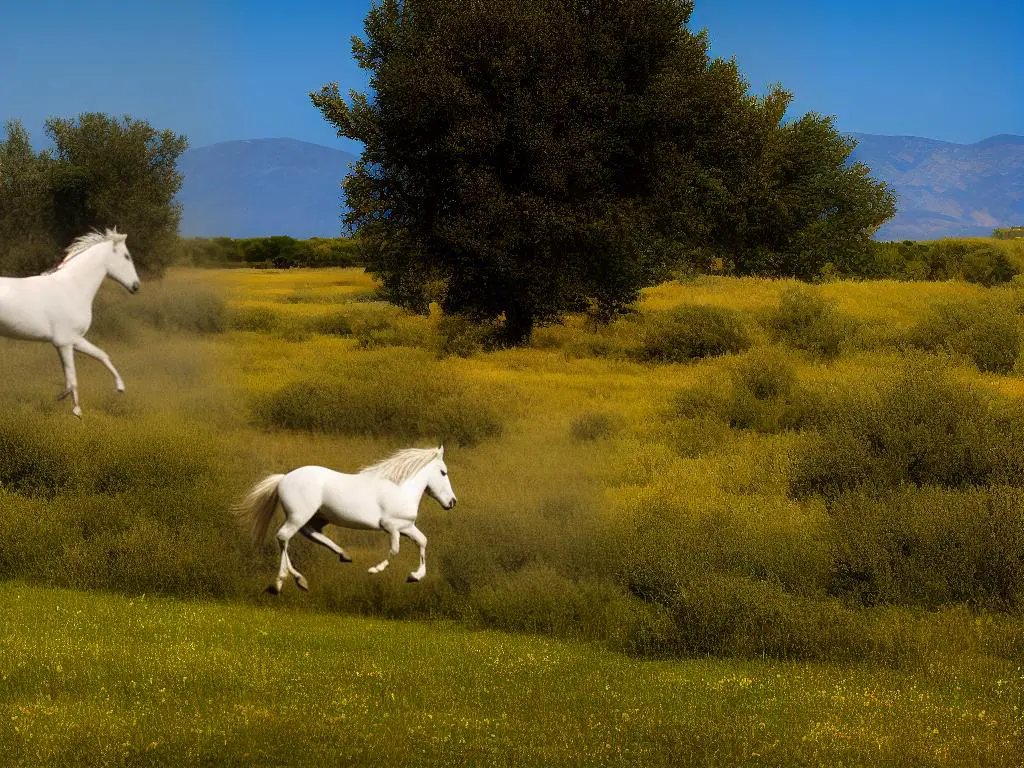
[360,447,442,484]
[46,228,126,273]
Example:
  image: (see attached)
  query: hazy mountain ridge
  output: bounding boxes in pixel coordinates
[177,135,1024,241]
[177,138,356,239]
[849,133,1024,240]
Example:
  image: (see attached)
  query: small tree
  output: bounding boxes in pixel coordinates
[0,120,59,275]
[46,113,188,276]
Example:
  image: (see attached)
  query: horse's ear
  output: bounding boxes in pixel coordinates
[437,445,444,458]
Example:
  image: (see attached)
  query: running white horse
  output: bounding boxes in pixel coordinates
[235,446,457,594]
[0,228,141,417]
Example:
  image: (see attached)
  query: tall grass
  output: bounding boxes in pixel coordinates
[0,265,1022,675]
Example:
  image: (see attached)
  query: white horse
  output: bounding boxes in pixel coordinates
[235,446,457,594]
[0,228,141,417]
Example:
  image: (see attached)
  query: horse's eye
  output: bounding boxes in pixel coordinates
[440,470,447,477]
[124,253,131,261]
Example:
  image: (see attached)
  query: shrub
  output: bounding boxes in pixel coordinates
[252,352,504,446]
[791,359,1024,498]
[826,486,1024,610]
[909,297,1021,373]
[351,311,432,350]
[763,286,854,359]
[311,312,353,337]
[92,281,228,339]
[673,348,822,434]
[434,314,497,358]
[569,412,618,441]
[229,306,280,333]
[639,305,751,363]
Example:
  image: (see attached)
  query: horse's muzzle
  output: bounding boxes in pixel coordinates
[129,281,140,294]
[446,498,457,510]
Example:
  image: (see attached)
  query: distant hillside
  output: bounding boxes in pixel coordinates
[176,138,356,239]
[850,133,1024,241]
[175,134,1023,242]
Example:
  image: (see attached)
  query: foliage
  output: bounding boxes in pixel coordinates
[252,352,503,446]
[0,114,187,277]
[867,238,1021,284]
[639,304,750,362]
[827,487,1024,610]
[992,226,1024,240]
[909,296,1021,373]
[791,359,1024,499]
[176,236,362,269]
[763,286,855,359]
[674,348,822,433]
[313,0,894,343]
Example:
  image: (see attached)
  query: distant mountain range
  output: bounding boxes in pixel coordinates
[849,133,1024,240]
[177,138,356,239]
[177,134,1023,241]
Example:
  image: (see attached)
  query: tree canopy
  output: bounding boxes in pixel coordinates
[0,114,187,277]
[315,0,894,343]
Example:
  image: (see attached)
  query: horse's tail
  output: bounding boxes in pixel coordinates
[233,474,286,547]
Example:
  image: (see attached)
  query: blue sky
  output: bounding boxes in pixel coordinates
[1,0,1021,154]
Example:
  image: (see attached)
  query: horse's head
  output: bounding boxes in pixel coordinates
[424,446,457,510]
[103,229,141,294]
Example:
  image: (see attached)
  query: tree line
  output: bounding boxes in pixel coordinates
[0,114,186,277]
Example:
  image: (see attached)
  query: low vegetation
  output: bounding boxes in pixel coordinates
[1,262,1023,762]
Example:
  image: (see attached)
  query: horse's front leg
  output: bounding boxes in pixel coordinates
[368,527,400,574]
[73,337,125,392]
[55,344,81,417]
[403,525,427,583]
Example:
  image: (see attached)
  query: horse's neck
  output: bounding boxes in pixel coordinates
[53,247,108,301]
[399,463,435,503]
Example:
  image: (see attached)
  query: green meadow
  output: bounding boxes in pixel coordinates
[1,258,1023,764]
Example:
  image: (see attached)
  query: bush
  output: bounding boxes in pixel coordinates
[639,305,751,363]
[229,306,280,333]
[909,297,1021,373]
[311,312,353,337]
[351,311,432,350]
[791,359,1024,499]
[569,412,618,441]
[252,352,504,446]
[91,281,228,340]
[673,348,822,434]
[763,286,854,359]
[0,409,248,598]
[827,486,1024,610]
[434,314,497,358]
[868,239,1021,284]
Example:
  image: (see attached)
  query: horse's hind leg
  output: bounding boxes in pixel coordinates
[268,518,310,594]
[55,344,81,417]
[300,517,352,563]
[73,337,125,392]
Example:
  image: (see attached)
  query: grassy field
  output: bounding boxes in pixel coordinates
[1,582,1021,767]
[1,263,1024,763]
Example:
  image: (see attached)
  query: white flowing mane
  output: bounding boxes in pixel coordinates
[360,447,442,484]
[48,228,125,273]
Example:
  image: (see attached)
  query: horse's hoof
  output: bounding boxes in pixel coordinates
[339,553,352,563]
[406,574,420,583]
[295,575,309,592]
[72,407,82,419]
[265,584,280,596]
[116,386,125,394]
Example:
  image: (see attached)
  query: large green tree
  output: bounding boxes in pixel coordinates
[0,114,187,277]
[313,0,895,343]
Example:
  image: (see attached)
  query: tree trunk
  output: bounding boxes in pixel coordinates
[501,304,535,346]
